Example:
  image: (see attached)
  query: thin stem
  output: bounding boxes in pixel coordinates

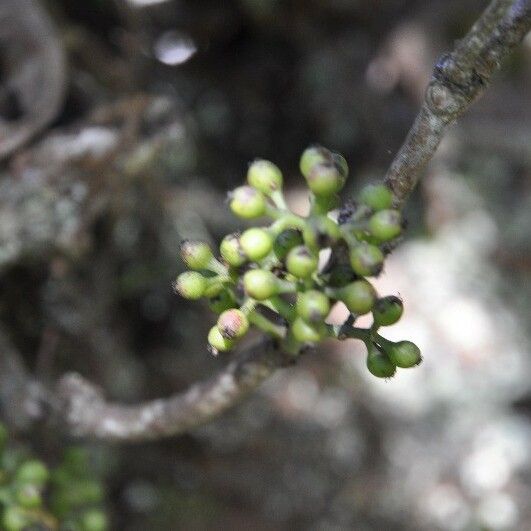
[249,311,286,339]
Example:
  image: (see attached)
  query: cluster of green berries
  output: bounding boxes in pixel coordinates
[174,146,422,378]
[0,424,108,531]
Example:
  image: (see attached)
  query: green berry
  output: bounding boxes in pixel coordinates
[286,246,318,279]
[372,296,403,326]
[291,317,323,343]
[296,290,330,323]
[366,343,396,378]
[368,209,402,242]
[208,289,237,314]
[385,340,422,368]
[220,233,246,267]
[16,460,49,487]
[240,228,273,261]
[247,159,283,194]
[3,506,30,531]
[243,269,279,300]
[349,243,384,277]
[229,186,267,219]
[332,152,349,180]
[359,184,393,211]
[328,264,356,287]
[305,162,345,196]
[273,229,303,260]
[179,240,214,270]
[302,216,340,250]
[174,271,207,300]
[299,145,330,178]
[338,280,377,315]
[217,309,249,339]
[208,326,234,353]
[80,509,108,531]
[15,484,42,509]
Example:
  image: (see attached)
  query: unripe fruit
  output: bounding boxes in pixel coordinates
[240,228,273,261]
[243,269,279,300]
[15,484,42,509]
[291,317,322,343]
[16,460,49,487]
[338,280,377,315]
[80,509,108,531]
[247,159,283,194]
[368,209,402,242]
[302,216,340,250]
[305,162,345,196]
[174,271,207,300]
[332,153,349,180]
[366,343,396,378]
[296,290,330,323]
[373,296,403,326]
[386,340,422,368]
[180,240,213,270]
[208,289,237,314]
[349,243,384,277]
[328,264,355,287]
[359,184,393,211]
[3,506,30,531]
[220,233,246,267]
[208,326,235,353]
[299,145,329,178]
[273,229,303,260]
[229,186,267,219]
[217,309,249,339]
[286,246,318,279]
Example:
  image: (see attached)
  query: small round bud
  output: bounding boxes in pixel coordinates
[240,228,273,261]
[296,290,330,323]
[273,229,303,260]
[299,145,330,178]
[243,269,279,300]
[80,509,108,531]
[208,289,237,314]
[338,280,377,315]
[372,296,403,326]
[349,243,384,277]
[208,326,235,353]
[180,240,213,270]
[217,309,249,339]
[386,340,422,368]
[174,271,207,300]
[305,162,345,196]
[3,506,30,531]
[220,233,246,267]
[332,152,349,179]
[286,246,318,279]
[16,460,49,487]
[229,186,267,219]
[15,484,42,509]
[368,209,402,242]
[247,159,283,194]
[328,264,356,287]
[302,216,340,250]
[366,343,396,378]
[359,184,393,211]
[291,317,322,343]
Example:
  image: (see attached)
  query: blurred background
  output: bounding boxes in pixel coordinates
[0,0,530,529]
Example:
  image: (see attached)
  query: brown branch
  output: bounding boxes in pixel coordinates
[385,0,531,206]
[55,338,292,442]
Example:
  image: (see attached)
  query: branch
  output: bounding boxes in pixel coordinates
[55,338,292,442]
[385,0,531,206]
